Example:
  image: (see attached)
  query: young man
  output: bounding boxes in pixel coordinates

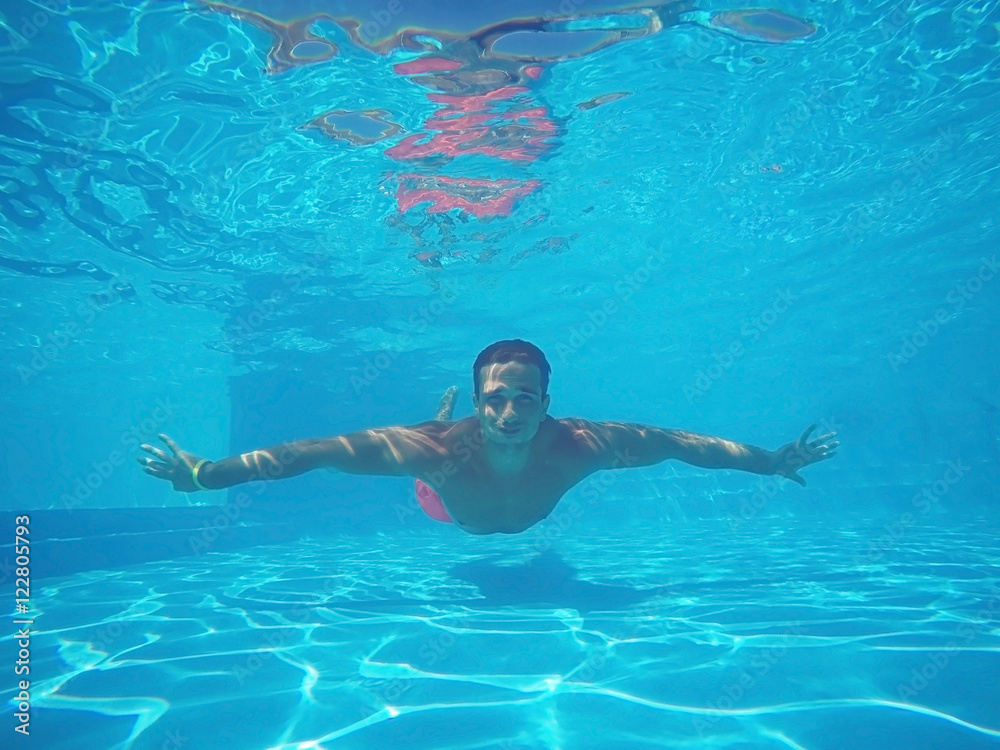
[139,339,837,535]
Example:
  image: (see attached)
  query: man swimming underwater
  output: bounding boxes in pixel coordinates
[139,339,838,535]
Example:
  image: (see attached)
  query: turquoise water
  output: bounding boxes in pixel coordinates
[2,0,1000,748]
[19,522,1000,749]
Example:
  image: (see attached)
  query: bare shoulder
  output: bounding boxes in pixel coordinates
[551,417,615,446]
[548,417,614,459]
[407,417,477,441]
[336,419,471,476]
[549,417,635,471]
[402,417,479,456]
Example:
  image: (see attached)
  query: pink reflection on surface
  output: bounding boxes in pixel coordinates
[386,83,559,164]
[395,174,542,219]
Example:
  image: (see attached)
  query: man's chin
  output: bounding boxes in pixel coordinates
[500,428,537,443]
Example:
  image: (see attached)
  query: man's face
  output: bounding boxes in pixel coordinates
[473,361,550,445]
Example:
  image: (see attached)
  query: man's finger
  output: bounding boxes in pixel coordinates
[144,446,169,462]
[785,470,805,486]
[159,434,180,456]
[809,432,836,446]
[798,424,817,444]
[779,469,806,486]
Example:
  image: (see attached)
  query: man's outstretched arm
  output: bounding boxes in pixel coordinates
[566,420,838,486]
[138,424,443,492]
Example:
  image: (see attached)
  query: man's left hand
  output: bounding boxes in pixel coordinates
[770,424,839,486]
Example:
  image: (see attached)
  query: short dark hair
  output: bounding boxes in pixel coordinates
[473,339,551,397]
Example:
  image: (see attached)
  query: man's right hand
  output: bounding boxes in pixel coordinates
[137,433,207,492]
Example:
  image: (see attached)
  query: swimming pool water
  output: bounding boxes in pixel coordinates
[2,0,999,748]
[23,519,1000,749]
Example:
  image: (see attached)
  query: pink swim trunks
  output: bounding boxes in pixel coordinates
[415,479,453,523]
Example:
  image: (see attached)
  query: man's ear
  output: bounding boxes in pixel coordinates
[541,394,550,415]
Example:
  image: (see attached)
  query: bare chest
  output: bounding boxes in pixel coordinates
[435,462,577,534]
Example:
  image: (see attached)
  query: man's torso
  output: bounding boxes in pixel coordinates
[415,417,596,534]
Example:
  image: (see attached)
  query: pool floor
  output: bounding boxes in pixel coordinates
[10,516,1000,749]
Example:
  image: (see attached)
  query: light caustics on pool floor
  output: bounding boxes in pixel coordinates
[5,518,1000,750]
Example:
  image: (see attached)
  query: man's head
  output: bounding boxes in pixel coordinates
[472,340,552,445]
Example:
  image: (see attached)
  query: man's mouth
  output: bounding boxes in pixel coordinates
[498,424,521,434]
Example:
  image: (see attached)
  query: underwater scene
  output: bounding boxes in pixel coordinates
[1,0,999,748]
